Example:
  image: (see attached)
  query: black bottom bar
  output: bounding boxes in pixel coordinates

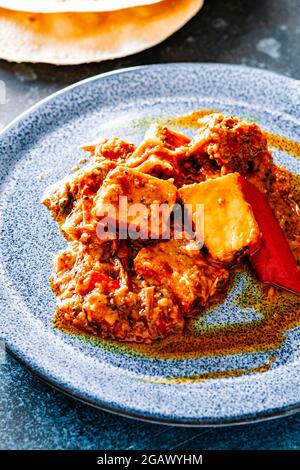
[0,450,299,466]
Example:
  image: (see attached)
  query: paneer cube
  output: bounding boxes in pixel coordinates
[94,166,177,239]
[178,173,261,263]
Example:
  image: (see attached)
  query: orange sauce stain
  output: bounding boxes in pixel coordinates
[141,354,276,384]
[265,132,300,160]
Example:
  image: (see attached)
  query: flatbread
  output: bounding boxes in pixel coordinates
[0,1,161,13]
[0,0,204,65]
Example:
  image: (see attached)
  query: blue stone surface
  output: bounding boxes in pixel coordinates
[1,354,300,450]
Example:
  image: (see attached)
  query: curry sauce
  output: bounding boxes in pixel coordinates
[47,111,300,381]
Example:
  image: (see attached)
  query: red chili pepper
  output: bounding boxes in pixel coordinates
[88,272,120,293]
[239,176,300,295]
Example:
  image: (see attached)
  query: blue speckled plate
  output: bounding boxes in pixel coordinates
[1,64,300,426]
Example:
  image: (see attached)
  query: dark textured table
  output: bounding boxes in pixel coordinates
[1,0,300,450]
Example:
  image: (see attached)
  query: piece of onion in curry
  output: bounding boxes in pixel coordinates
[42,113,300,344]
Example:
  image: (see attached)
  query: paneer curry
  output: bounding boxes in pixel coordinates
[42,113,300,344]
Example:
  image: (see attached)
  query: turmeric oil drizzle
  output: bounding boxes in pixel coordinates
[265,131,300,160]
[141,354,276,384]
[54,110,300,382]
